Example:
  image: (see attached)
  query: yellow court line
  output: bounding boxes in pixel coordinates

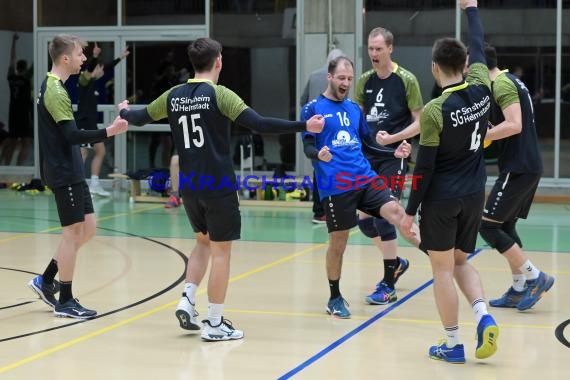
[0,301,174,374]
[0,205,161,244]
[222,309,556,330]
[0,240,328,374]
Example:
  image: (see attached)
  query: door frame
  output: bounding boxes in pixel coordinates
[34,27,208,177]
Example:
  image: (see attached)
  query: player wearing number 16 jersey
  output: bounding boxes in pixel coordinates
[118,37,324,342]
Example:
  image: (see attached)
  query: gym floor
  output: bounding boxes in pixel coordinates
[0,189,568,379]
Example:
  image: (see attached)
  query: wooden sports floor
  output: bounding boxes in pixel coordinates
[0,189,568,379]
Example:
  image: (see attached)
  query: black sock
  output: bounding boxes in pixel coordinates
[328,279,341,299]
[383,258,398,289]
[59,281,73,304]
[42,259,58,284]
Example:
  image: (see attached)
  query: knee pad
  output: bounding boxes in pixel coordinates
[373,217,397,241]
[501,219,523,248]
[479,220,516,253]
[358,217,378,238]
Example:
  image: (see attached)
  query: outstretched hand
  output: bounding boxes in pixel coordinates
[121,46,130,60]
[92,42,101,58]
[460,0,477,10]
[106,116,128,137]
[394,139,411,158]
[117,99,130,112]
[306,115,325,133]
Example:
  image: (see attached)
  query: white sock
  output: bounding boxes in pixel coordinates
[207,303,223,326]
[519,260,540,281]
[444,325,461,347]
[472,298,488,324]
[183,283,198,305]
[512,274,527,291]
[91,175,99,185]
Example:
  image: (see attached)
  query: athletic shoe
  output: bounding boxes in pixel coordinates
[54,298,97,319]
[312,215,326,224]
[428,340,465,363]
[393,257,410,285]
[28,275,59,308]
[175,293,200,330]
[164,195,181,208]
[201,318,244,342]
[89,182,110,197]
[517,271,555,311]
[489,286,525,308]
[475,314,499,359]
[365,282,397,305]
[326,296,351,318]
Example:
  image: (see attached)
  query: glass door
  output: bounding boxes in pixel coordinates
[36,32,123,181]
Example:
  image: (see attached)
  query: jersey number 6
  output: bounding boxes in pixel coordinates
[469,121,481,151]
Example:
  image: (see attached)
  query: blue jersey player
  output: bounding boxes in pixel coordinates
[301,55,420,319]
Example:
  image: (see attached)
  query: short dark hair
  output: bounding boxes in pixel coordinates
[187,38,222,73]
[484,44,498,70]
[328,56,353,75]
[432,37,467,76]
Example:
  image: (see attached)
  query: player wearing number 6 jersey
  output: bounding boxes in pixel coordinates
[118,37,324,342]
[400,0,499,363]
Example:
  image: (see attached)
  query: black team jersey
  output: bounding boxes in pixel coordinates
[417,63,491,201]
[354,63,423,148]
[37,73,93,188]
[489,71,543,174]
[145,79,248,198]
[406,6,491,215]
[7,66,32,127]
[76,57,121,129]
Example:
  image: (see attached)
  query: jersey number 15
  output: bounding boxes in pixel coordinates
[179,114,205,149]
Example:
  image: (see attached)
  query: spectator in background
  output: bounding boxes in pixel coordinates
[78,42,130,196]
[2,33,33,166]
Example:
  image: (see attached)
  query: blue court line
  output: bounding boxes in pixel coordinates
[278,248,483,379]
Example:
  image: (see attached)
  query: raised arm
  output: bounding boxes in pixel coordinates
[462,0,485,66]
[10,34,18,69]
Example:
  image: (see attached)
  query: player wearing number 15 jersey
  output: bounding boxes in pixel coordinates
[119,37,324,342]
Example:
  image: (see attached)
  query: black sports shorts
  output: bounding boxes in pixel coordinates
[418,191,484,253]
[53,181,94,227]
